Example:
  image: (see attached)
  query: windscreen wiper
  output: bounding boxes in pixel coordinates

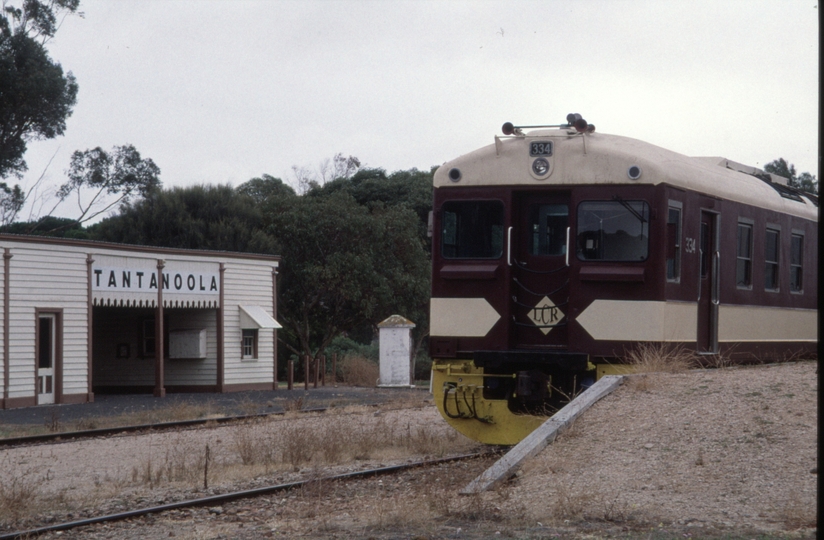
[612,196,647,223]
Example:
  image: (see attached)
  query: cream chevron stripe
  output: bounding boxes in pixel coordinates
[576,300,697,342]
[430,297,501,337]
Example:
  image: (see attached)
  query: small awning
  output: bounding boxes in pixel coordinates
[239,305,281,329]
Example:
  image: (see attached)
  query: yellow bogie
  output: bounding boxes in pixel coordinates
[431,359,547,446]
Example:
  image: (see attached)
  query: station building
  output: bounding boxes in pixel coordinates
[0,234,281,409]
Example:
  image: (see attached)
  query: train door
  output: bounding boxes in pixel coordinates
[511,194,570,350]
[697,211,719,353]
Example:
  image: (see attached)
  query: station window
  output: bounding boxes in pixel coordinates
[242,329,258,359]
[577,200,649,261]
[666,206,681,281]
[790,233,803,292]
[764,228,780,291]
[441,201,504,259]
[736,222,753,288]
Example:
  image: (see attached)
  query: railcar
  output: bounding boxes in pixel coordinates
[429,114,818,445]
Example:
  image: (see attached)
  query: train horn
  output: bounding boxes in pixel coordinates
[500,115,593,135]
[566,113,582,124]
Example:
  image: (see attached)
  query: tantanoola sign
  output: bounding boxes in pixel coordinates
[93,267,220,295]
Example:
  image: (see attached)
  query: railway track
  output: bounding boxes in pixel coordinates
[0,452,490,540]
[0,407,333,448]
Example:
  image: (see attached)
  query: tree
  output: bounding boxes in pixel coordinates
[0,180,22,222]
[764,158,818,195]
[317,153,360,184]
[88,185,277,254]
[308,166,435,358]
[0,1,80,179]
[236,173,295,204]
[313,166,434,249]
[290,152,360,194]
[267,190,429,364]
[1,214,87,238]
[89,183,277,254]
[2,1,81,42]
[1,1,80,222]
[50,144,160,226]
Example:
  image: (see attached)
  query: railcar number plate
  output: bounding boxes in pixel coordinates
[529,141,553,156]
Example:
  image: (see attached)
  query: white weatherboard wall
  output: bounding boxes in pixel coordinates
[223,262,276,387]
[1,235,279,408]
[378,315,416,387]
[7,244,88,400]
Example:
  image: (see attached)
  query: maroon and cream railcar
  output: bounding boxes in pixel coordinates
[429,116,818,445]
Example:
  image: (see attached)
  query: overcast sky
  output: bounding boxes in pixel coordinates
[15,0,820,221]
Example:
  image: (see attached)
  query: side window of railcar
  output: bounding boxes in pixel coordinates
[529,204,568,256]
[736,222,753,288]
[764,227,780,291]
[790,233,804,293]
[577,201,650,261]
[441,201,504,259]
[666,205,681,281]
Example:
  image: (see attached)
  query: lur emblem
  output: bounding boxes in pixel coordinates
[528,296,565,335]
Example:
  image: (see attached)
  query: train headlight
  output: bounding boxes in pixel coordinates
[448,168,462,182]
[532,158,550,177]
[628,165,642,180]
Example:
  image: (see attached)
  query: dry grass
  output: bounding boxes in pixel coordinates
[282,395,305,413]
[129,434,210,489]
[235,396,267,416]
[698,353,737,369]
[620,342,761,392]
[1,397,467,529]
[339,355,379,387]
[0,458,129,528]
[111,407,475,502]
[232,423,273,466]
[0,409,478,530]
[625,342,697,374]
[266,456,526,535]
[0,465,41,523]
[523,479,633,526]
[622,342,698,392]
[226,413,470,474]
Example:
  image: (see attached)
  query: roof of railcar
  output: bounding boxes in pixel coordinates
[433,129,818,221]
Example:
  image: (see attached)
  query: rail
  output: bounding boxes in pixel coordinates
[0,407,330,448]
[0,452,491,540]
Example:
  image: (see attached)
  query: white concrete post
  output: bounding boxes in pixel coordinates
[377,315,416,388]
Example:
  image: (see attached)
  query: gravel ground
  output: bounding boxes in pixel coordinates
[503,361,818,535]
[0,361,817,539]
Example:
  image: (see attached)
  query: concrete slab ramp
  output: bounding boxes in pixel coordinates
[461,375,625,494]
